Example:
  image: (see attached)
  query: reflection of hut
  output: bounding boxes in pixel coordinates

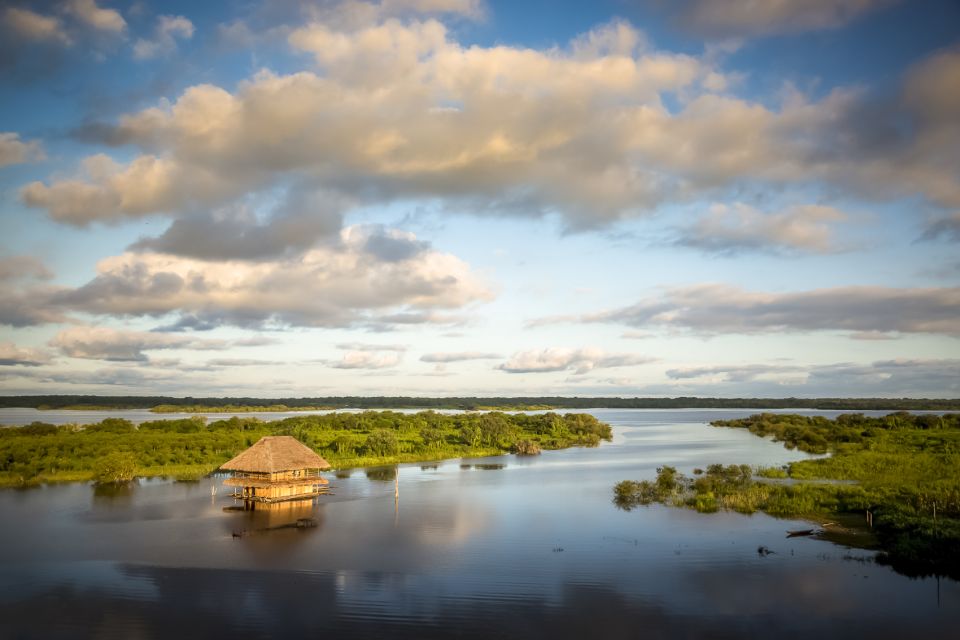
[221,436,331,503]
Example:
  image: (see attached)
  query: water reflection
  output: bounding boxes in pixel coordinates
[0,562,954,640]
[0,409,957,638]
[365,467,397,482]
[222,499,325,535]
[92,480,137,505]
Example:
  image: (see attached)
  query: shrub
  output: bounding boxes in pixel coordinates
[92,452,138,484]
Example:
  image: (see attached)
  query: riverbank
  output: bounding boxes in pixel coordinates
[614,412,960,578]
[0,411,611,487]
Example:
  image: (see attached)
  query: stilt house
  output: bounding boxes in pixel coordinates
[221,436,331,503]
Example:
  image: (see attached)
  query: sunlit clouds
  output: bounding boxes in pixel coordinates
[1,0,958,397]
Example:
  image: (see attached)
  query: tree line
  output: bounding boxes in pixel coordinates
[3,395,959,410]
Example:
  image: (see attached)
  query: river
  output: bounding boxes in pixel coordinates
[0,408,956,638]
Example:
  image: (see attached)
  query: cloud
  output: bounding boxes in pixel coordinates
[0,132,44,167]
[22,18,959,232]
[920,211,960,243]
[27,20,718,227]
[328,350,402,369]
[304,0,485,29]
[0,342,53,366]
[0,255,53,281]
[498,348,656,375]
[2,7,71,44]
[360,225,431,261]
[20,153,226,226]
[336,342,407,351]
[202,358,283,367]
[677,202,847,255]
[64,0,126,34]
[675,0,895,37]
[420,351,500,362]
[48,326,264,362]
[6,365,198,390]
[131,195,344,260]
[666,363,807,382]
[660,358,960,398]
[805,358,960,396]
[134,15,194,60]
[0,267,67,326]
[550,284,960,336]
[24,225,491,330]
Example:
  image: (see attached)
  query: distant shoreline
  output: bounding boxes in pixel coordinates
[4,395,959,411]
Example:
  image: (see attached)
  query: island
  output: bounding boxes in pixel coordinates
[614,412,960,579]
[0,410,611,487]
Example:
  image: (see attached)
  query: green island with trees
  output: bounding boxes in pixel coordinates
[614,412,960,578]
[4,395,960,411]
[0,411,611,487]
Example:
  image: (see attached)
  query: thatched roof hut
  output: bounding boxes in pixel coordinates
[222,436,331,504]
[221,436,331,473]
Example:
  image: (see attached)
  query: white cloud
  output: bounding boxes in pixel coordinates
[337,342,407,351]
[35,225,491,330]
[49,326,260,361]
[21,153,231,225]
[498,348,656,375]
[678,202,848,254]
[0,342,53,367]
[666,363,807,382]
[564,284,960,336]
[27,19,718,227]
[20,18,958,234]
[64,0,126,34]
[420,351,500,362]
[134,14,194,60]
[328,350,403,369]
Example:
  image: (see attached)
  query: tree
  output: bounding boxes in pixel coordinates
[365,429,399,456]
[420,426,445,450]
[92,452,138,484]
[460,423,482,448]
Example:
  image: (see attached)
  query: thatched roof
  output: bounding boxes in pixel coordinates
[220,436,331,473]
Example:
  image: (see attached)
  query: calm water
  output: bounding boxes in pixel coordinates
[0,409,956,639]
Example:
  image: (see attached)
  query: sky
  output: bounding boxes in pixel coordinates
[0,0,958,398]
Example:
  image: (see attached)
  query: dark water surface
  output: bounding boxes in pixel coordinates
[0,409,956,639]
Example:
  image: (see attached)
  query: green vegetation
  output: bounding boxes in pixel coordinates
[7,395,960,411]
[92,452,138,484]
[149,404,332,413]
[614,412,960,579]
[0,411,611,488]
